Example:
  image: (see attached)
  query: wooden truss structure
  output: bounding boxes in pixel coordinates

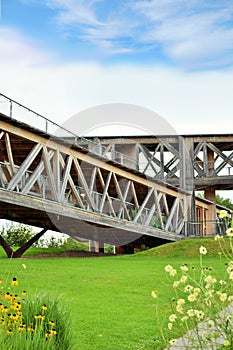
[0,115,191,243]
[97,135,233,192]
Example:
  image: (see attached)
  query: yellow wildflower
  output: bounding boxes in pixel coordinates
[223,339,230,346]
[41,304,47,311]
[219,210,228,219]
[11,278,19,287]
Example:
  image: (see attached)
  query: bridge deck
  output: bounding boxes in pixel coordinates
[0,110,186,247]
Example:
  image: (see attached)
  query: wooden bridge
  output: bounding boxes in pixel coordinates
[0,93,232,252]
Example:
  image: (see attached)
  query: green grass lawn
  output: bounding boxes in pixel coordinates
[0,238,231,349]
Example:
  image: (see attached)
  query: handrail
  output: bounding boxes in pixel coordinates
[0,93,137,170]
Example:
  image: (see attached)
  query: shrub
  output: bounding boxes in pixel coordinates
[0,277,74,349]
[1,223,34,246]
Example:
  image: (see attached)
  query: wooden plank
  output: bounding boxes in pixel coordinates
[112,173,131,220]
[138,144,160,175]
[119,180,131,218]
[5,133,15,176]
[89,167,97,193]
[144,203,156,226]
[99,171,112,213]
[215,151,233,174]
[160,139,180,158]
[165,197,179,231]
[130,181,143,224]
[21,150,54,195]
[154,189,164,229]
[73,158,96,210]
[53,150,61,194]
[114,177,131,219]
[42,146,58,201]
[97,168,116,216]
[59,153,85,209]
[59,155,72,202]
[133,187,154,223]
[7,143,43,191]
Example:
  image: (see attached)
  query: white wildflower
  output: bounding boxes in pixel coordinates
[199,246,207,255]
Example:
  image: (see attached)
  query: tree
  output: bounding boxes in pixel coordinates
[197,193,233,210]
[0,223,47,258]
[216,194,233,210]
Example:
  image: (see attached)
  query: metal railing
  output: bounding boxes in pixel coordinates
[183,220,227,236]
[0,93,137,170]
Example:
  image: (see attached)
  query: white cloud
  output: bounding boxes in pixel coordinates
[132,0,233,67]
[0,26,233,136]
[46,0,102,26]
[27,0,233,67]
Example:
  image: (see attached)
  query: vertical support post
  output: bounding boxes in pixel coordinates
[53,150,60,197]
[179,137,195,235]
[89,240,104,253]
[9,101,12,118]
[207,147,215,176]
[204,147,216,235]
[205,186,216,235]
[89,240,99,252]
[179,136,194,192]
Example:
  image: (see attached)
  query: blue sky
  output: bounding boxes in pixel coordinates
[0,0,233,134]
[3,0,233,68]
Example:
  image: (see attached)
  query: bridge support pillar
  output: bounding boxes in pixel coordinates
[204,147,216,235]
[204,187,216,235]
[89,240,105,253]
[180,137,196,234]
[115,143,139,170]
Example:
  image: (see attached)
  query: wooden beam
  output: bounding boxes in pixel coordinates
[59,155,72,202]
[42,146,58,201]
[59,154,85,209]
[97,168,116,216]
[7,143,43,191]
[133,187,154,223]
[113,173,131,220]
[99,171,112,213]
[21,150,53,195]
[73,158,96,210]
[5,133,15,176]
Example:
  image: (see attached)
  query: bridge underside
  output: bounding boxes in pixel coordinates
[0,189,181,247]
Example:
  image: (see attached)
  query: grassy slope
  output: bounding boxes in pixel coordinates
[0,237,231,350]
[138,236,232,258]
